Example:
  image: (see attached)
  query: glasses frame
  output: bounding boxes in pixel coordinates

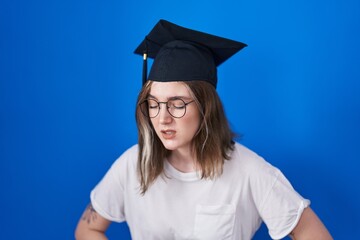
[140,98,195,118]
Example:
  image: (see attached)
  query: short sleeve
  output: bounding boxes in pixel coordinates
[90,158,126,222]
[90,145,138,223]
[256,168,310,239]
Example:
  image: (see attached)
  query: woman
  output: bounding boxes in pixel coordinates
[75,19,332,239]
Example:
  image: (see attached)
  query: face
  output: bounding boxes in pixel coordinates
[148,81,200,154]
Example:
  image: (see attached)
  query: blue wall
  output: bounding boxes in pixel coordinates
[1,0,359,239]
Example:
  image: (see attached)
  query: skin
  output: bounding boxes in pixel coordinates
[289,207,333,240]
[74,81,332,239]
[149,81,201,172]
[75,203,110,240]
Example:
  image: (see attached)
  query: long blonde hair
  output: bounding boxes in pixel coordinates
[135,81,235,194]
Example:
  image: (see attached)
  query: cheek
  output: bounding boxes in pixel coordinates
[183,113,201,131]
[149,118,158,130]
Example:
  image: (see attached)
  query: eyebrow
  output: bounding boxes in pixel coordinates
[148,94,192,101]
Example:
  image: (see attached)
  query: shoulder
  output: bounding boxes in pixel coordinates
[231,142,262,161]
[230,142,276,169]
[121,144,139,157]
[110,144,139,172]
[226,142,281,179]
[116,144,138,161]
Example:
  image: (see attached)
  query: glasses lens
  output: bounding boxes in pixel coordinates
[168,99,186,118]
[140,99,159,118]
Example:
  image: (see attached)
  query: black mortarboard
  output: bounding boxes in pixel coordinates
[134,19,247,88]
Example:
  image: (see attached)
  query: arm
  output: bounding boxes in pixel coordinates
[75,203,112,240]
[289,207,332,240]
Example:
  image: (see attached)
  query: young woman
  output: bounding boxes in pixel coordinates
[75,19,332,240]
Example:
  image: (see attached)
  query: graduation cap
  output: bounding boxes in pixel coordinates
[134,19,247,88]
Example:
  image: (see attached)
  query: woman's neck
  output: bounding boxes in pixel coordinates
[167,149,198,173]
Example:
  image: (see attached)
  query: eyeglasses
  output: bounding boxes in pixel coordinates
[139,98,195,118]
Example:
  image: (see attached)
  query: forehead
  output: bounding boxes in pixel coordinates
[149,81,192,99]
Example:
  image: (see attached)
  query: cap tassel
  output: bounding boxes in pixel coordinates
[142,52,147,85]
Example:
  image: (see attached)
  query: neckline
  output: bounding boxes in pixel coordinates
[164,159,201,182]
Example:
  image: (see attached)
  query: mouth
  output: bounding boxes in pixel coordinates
[160,130,176,140]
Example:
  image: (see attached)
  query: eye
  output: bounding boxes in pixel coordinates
[147,99,159,109]
[169,99,186,109]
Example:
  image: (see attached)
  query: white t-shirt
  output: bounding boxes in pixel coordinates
[91,143,310,240]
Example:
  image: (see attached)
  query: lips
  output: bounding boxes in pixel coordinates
[161,130,176,140]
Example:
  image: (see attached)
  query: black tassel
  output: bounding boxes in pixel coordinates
[142,38,149,85]
[142,52,147,85]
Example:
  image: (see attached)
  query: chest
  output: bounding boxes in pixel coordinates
[123,175,260,240]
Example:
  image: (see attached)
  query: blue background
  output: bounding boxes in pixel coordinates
[1,0,359,239]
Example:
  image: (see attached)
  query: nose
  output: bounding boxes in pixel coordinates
[158,104,173,124]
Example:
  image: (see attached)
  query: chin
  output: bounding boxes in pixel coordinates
[160,139,181,151]
[161,142,178,151]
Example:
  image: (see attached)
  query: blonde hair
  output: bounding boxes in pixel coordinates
[135,81,235,194]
